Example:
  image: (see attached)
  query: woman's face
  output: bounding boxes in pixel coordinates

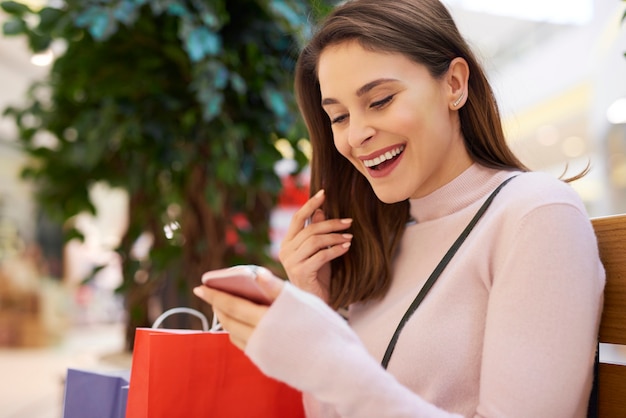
[317,41,472,203]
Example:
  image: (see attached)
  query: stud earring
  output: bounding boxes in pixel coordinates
[453,92,465,107]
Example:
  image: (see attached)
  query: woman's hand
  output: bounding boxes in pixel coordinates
[193,267,284,350]
[278,189,353,303]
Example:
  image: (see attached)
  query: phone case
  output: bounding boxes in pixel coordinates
[201,265,272,305]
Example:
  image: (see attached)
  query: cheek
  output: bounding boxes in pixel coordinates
[332,132,351,159]
[333,133,363,171]
[395,105,449,147]
[394,101,431,130]
[393,89,445,132]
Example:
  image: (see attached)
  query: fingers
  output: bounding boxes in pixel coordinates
[277,189,353,300]
[193,285,267,328]
[255,267,286,300]
[300,230,353,253]
[279,225,352,266]
[283,189,326,241]
[283,189,353,252]
[193,285,270,350]
[285,242,350,277]
[281,211,353,257]
[213,308,251,350]
[193,271,287,351]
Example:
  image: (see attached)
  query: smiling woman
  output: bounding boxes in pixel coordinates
[194,1,605,417]
[317,42,473,202]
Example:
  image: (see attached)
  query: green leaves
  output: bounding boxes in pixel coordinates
[0,1,31,16]
[38,7,65,34]
[2,0,324,321]
[1,2,48,50]
[75,7,115,40]
[185,27,221,61]
[2,17,26,35]
[269,0,310,43]
[262,86,295,132]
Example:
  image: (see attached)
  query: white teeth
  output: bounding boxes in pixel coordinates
[363,146,405,168]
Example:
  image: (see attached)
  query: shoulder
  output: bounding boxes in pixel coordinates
[485,170,593,238]
[485,171,600,271]
[498,170,586,213]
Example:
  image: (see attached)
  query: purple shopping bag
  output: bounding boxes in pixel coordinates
[62,368,130,418]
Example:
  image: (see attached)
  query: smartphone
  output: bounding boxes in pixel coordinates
[201,265,272,305]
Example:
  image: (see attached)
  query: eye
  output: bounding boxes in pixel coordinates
[370,94,394,109]
[330,114,349,125]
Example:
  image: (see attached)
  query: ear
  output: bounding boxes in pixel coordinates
[446,57,470,109]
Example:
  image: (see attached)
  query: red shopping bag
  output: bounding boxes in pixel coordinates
[125,308,304,418]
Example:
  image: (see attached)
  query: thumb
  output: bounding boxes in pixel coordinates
[255,267,285,301]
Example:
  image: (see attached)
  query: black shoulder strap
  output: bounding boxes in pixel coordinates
[587,345,599,417]
[381,175,517,369]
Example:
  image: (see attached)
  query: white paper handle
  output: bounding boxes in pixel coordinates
[210,315,222,332]
[152,307,210,331]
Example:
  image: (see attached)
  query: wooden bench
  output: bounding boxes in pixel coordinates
[590,214,626,417]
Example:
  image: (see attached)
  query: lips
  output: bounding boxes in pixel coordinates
[362,145,405,170]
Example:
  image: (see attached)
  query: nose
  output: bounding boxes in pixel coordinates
[347,114,375,148]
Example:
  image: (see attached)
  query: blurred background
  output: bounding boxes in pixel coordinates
[0,0,625,417]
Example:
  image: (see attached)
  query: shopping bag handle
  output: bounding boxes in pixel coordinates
[152,307,210,331]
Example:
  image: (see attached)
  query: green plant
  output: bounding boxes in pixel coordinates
[1,0,328,349]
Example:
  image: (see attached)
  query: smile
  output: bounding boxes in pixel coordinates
[363,145,405,169]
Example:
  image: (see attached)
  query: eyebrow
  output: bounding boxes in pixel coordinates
[321,78,398,106]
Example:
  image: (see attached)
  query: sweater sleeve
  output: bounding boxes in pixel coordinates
[245,283,463,418]
[476,203,604,417]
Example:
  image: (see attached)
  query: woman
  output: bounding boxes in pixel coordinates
[194,0,605,416]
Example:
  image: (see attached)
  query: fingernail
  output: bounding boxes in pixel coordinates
[314,189,324,198]
[193,286,203,296]
[342,234,353,239]
[340,218,353,224]
[342,242,351,249]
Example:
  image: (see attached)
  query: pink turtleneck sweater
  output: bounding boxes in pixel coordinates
[245,164,605,418]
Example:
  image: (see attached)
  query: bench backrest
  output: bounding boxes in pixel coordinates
[591,214,626,417]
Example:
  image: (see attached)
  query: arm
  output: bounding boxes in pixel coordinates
[476,204,604,417]
[246,282,463,418]
[194,269,460,417]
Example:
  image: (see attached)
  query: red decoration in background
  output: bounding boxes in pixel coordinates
[225,170,310,258]
[278,174,310,207]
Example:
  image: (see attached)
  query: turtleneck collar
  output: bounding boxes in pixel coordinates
[408,164,518,223]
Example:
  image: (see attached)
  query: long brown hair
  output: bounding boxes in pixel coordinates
[295,0,528,309]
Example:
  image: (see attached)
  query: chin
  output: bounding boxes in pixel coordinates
[371,188,408,204]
